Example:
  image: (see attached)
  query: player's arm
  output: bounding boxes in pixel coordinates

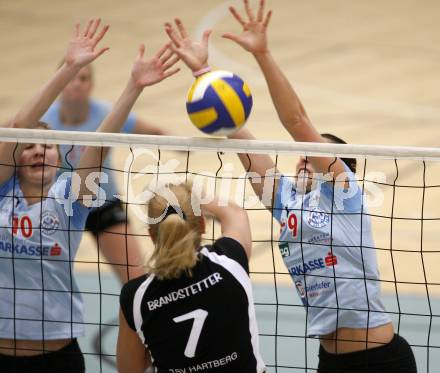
[132,117,168,136]
[0,19,109,185]
[117,309,151,373]
[201,196,252,259]
[223,0,346,178]
[228,127,280,208]
[76,43,179,201]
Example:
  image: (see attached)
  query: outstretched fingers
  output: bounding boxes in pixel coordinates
[92,24,109,48]
[162,66,180,79]
[202,29,212,46]
[164,23,181,48]
[244,0,255,22]
[174,18,188,39]
[257,0,265,22]
[159,46,174,64]
[155,42,172,60]
[73,22,80,37]
[221,32,241,43]
[162,55,180,71]
[65,18,110,67]
[88,18,101,39]
[168,42,184,59]
[229,6,247,28]
[263,9,272,28]
[94,47,110,59]
[82,18,94,37]
[138,43,146,59]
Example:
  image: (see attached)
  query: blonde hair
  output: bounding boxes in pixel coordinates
[146,182,202,280]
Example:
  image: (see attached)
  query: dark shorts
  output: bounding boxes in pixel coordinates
[85,198,129,235]
[0,339,85,373]
[318,334,417,373]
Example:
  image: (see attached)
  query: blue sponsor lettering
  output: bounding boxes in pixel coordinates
[289,258,325,276]
[306,281,333,299]
[305,281,331,293]
[0,241,51,257]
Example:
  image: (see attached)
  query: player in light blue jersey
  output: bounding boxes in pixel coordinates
[0,19,179,373]
[221,1,416,372]
[41,59,168,282]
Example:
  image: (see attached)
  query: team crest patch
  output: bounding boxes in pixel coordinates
[41,212,60,235]
[306,208,330,228]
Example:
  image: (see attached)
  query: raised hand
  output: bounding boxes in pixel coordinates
[222,0,272,55]
[164,18,211,72]
[130,43,180,88]
[64,18,110,67]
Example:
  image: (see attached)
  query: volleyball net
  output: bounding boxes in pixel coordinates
[1,127,440,372]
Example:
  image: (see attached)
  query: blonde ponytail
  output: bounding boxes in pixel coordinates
[146,183,202,280]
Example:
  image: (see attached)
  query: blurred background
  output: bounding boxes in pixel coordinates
[1,0,440,371]
[1,0,439,142]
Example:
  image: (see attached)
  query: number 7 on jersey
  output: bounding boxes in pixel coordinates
[173,309,208,358]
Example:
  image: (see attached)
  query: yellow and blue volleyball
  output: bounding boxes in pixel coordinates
[186,70,252,136]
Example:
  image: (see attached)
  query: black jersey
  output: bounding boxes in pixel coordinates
[120,237,265,373]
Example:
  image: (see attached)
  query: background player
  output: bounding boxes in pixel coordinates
[117,182,265,373]
[0,19,179,372]
[41,58,171,282]
[221,1,417,372]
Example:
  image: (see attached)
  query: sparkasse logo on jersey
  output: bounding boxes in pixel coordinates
[288,251,338,276]
[0,241,62,257]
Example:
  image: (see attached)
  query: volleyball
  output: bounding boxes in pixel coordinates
[186,70,253,136]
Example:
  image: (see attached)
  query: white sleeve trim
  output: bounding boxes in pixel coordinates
[201,247,266,373]
[132,275,156,344]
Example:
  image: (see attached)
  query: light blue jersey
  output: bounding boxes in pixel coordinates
[42,99,137,205]
[273,164,390,337]
[0,176,89,340]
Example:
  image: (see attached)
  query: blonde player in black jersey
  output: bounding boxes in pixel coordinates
[117,180,265,372]
[117,23,264,373]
